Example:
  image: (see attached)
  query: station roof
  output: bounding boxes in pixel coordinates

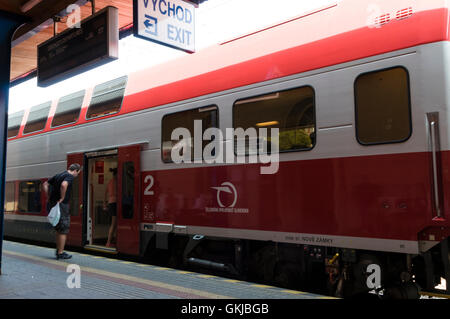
[0,0,136,82]
[1,0,206,83]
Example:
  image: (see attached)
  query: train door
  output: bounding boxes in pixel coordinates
[67,153,84,247]
[84,149,118,252]
[116,145,141,255]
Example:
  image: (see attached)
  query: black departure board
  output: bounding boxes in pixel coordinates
[37,6,118,87]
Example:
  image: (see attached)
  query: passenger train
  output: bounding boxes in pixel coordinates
[4,0,450,298]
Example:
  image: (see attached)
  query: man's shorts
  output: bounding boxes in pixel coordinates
[54,203,70,234]
[107,203,117,217]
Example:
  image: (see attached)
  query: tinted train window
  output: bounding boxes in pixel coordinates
[355,67,411,144]
[52,90,85,127]
[18,180,41,214]
[86,75,128,119]
[162,106,218,163]
[233,86,315,155]
[8,111,24,138]
[122,162,134,219]
[23,101,51,135]
[4,182,16,212]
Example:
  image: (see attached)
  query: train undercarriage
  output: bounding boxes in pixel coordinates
[143,233,450,299]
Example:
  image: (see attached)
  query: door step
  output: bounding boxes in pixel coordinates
[84,244,118,254]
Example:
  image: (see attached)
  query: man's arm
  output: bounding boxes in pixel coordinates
[105,181,109,202]
[43,176,55,198]
[43,181,49,197]
[59,181,68,203]
[104,183,108,209]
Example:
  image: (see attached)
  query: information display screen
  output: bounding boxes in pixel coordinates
[37,6,118,87]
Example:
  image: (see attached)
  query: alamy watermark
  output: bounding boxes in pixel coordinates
[66,264,81,289]
[366,264,381,290]
[366,3,382,29]
[170,120,280,174]
[66,4,82,29]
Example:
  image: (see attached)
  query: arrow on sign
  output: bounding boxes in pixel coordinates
[144,14,158,36]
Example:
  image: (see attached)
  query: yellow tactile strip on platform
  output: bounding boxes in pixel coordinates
[3,250,233,299]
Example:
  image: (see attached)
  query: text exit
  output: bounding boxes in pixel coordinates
[134,0,196,53]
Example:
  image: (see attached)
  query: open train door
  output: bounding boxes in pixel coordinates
[117,145,141,255]
[66,153,84,247]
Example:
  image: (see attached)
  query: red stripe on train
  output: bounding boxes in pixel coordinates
[123,8,449,115]
[141,151,450,242]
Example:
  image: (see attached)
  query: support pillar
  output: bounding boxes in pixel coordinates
[0,10,25,275]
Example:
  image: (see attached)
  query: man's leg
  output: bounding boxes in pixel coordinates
[56,233,67,254]
[55,203,72,259]
[106,216,116,247]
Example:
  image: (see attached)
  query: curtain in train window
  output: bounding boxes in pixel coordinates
[8,110,24,138]
[52,90,85,127]
[86,75,128,119]
[161,105,218,163]
[4,182,16,212]
[122,161,134,219]
[23,101,51,134]
[18,180,41,214]
[355,67,411,144]
[233,86,316,155]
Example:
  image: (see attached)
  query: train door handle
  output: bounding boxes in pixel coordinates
[426,112,442,218]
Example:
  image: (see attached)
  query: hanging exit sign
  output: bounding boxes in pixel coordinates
[133,0,195,53]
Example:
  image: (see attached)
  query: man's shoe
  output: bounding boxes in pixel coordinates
[56,252,72,260]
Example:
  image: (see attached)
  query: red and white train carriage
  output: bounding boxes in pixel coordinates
[4,0,450,297]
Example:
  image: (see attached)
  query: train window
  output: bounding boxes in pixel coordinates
[23,101,52,135]
[8,111,24,138]
[18,180,41,214]
[4,182,16,212]
[122,161,134,219]
[52,90,85,127]
[162,105,219,163]
[355,67,411,144]
[233,86,315,155]
[86,75,128,119]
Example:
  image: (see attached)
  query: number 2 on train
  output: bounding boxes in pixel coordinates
[144,175,154,195]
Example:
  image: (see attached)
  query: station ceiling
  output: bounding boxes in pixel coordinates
[0,0,147,82]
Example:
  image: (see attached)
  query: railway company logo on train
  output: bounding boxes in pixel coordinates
[170,120,280,175]
[205,182,249,214]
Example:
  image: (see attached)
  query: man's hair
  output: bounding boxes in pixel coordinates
[68,163,81,172]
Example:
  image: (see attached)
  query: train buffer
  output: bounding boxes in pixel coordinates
[0,240,334,300]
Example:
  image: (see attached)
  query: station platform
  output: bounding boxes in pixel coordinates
[0,240,333,299]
